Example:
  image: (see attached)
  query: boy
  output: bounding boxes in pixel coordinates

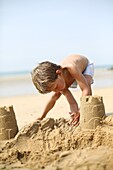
[31,54,94,124]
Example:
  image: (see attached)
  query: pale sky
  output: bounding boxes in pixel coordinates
[0,0,113,72]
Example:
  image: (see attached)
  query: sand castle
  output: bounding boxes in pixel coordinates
[0,106,18,140]
[0,96,113,169]
[80,95,106,129]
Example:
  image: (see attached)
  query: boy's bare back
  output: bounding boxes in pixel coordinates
[60,54,88,72]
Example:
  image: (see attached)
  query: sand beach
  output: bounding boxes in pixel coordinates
[1,0,113,168]
[0,68,113,170]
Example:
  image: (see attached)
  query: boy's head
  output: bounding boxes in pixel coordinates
[31,61,61,94]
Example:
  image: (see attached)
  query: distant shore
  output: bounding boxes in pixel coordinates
[0,67,113,97]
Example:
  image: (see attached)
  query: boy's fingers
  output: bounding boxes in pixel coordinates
[69,112,80,125]
[73,121,80,126]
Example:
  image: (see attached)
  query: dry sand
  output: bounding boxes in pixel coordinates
[0,87,113,170]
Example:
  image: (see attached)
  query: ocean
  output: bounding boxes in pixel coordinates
[0,71,37,97]
[0,66,113,97]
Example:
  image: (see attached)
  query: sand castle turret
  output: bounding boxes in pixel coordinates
[0,106,18,140]
[80,96,106,129]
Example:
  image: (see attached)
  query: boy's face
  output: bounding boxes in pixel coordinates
[49,70,66,93]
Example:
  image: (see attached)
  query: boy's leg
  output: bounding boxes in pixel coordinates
[84,74,93,95]
[83,61,94,95]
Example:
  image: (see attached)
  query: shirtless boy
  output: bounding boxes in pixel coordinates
[31,54,94,124]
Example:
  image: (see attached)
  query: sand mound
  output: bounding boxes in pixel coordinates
[0,116,113,170]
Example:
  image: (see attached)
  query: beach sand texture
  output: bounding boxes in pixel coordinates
[0,88,113,170]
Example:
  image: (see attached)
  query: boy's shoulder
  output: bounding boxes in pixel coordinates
[61,54,86,65]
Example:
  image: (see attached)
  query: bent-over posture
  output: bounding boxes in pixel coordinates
[31,54,94,124]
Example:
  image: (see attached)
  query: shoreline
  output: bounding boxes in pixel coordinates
[0,67,113,97]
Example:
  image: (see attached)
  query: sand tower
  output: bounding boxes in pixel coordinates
[0,106,18,140]
[80,96,106,129]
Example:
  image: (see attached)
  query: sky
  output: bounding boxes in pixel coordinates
[0,0,113,72]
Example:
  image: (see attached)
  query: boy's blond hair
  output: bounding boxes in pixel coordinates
[31,61,61,94]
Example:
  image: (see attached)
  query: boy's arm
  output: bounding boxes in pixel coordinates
[37,92,61,120]
[63,89,80,125]
[62,89,79,113]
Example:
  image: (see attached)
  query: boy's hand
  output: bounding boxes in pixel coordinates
[68,111,80,126]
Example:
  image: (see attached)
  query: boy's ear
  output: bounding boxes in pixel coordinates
[56,69,61,75]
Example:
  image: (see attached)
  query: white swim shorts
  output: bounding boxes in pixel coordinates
[83,60,94,77]
[71,60,94,88]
